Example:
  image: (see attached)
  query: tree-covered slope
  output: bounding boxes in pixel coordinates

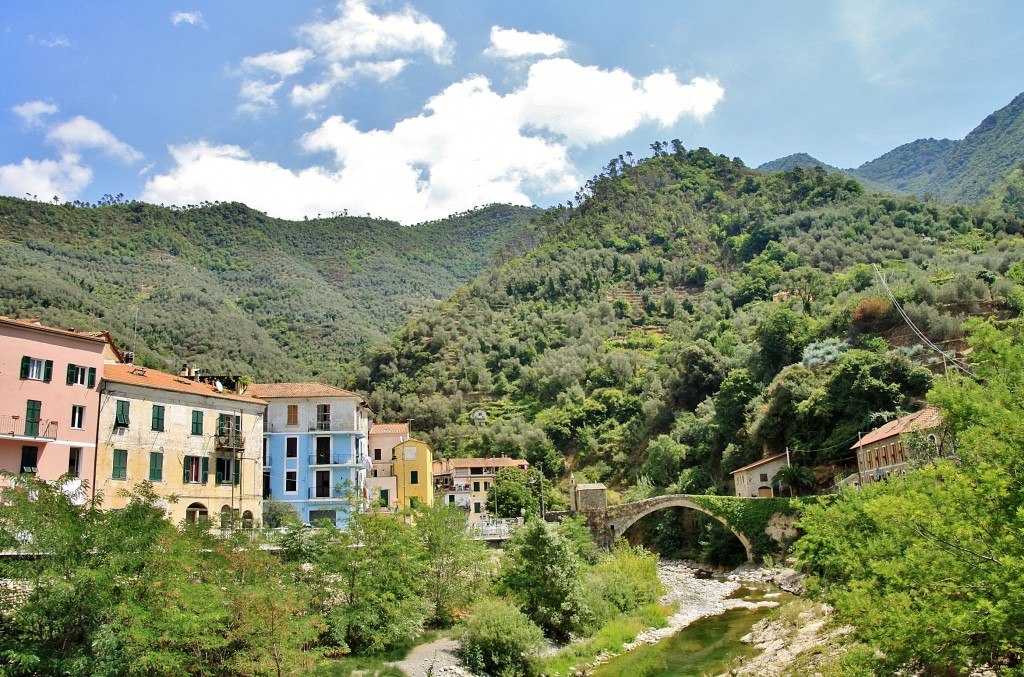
[757,153,839,173]
[0,198,538,381]
[355,144,1024,504]
[853,91,1024,203]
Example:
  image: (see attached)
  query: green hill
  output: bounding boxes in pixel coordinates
[0,198,539,381]
[355,144,1024,508]
[757,153,839,173]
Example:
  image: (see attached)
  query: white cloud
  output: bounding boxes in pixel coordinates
[836,1,936,85]
[0,154,92,202]
[484,26,567,58]
[241,49,314,78]
[144,57,723,223]
[171,11,206,27]
[13,101,58,127]
[46,116,143,163]
[39,35,71,48]
[300,0,452,64]
[236,0,452,112]
[237,80,284,114]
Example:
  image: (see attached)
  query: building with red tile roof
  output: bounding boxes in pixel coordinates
[730,452,789,497]
[851,407,942,485]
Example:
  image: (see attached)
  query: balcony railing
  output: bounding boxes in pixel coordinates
[0,416,58,440]
[308,454,354,466]
[215,433,246,450]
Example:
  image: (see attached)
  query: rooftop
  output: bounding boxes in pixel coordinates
[370,422,410,436]
[448,457,529,469]
[104,364,266,404]
[852,407,942,449]
[0,316,109,344]
[247,382,364,401]
[730,452,788,475]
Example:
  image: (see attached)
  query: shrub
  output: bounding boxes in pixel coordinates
[462,599,545,677]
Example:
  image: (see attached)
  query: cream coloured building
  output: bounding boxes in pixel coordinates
[97,364,266,526]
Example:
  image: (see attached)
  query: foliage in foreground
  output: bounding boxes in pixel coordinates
[796,319,1024,674]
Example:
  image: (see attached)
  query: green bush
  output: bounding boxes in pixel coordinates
[462,599,545,677]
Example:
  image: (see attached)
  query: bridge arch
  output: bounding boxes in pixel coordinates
[593,495,754,562]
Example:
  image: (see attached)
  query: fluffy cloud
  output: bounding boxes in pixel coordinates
[300,0,452,64]
[171,11,205,27]
[144,59,722,223]
[484,26,567,58]
[0,154,92,202]
[237,0,452,113]
[13,101,58,127]
[46,116,143,163]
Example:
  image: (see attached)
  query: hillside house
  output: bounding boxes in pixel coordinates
[97,364,266,526]
[365,422,410,511]
[434,456,529,523]
[851,407,943,486]
[248,382,372,527]
[731,452,788,497]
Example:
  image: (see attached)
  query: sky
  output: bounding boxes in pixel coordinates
[1,1,1022,225]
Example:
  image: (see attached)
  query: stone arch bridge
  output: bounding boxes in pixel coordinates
[556,493,797,562]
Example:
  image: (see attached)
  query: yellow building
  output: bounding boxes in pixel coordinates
[96,364,266,526]
[391,437,433,510]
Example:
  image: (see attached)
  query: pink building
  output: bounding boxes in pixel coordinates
[0,317,116,499]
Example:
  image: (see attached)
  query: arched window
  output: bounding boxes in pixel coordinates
[185,502,208,523]
[220,504,238,529]
[241,510,254,529]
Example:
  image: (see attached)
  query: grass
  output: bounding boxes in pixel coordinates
[541,603,673,675]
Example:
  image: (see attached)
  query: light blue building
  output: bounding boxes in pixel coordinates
[247,382,372,527]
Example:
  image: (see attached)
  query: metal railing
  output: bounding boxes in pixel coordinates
[308,453,354,466]
[215,433,245,450]
[0,415,58,440]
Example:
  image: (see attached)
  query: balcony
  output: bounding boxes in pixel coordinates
[0,415,58,440]
[308,453,354,466]
[215,432,246,451]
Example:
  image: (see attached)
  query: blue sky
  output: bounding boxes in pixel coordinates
[1,1,1022,224]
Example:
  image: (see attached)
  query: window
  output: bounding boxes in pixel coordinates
[316,404,331,430]
[115,400,130,427]
[149,452,163,481]
[286,404,298,426]
[379,488,390,506]
[285,470,297,493]
[215,457,240,485]
[185,502,208,523]
[21,446,38,474]
[183,456,208,484]
[403,446,418,460]
[409,496,419,509]
[66,364,95,387]
[473,502,481,514]
[68,447,81,477]
[112,449,128,480]
[315,437,331,464]
[484,482,490,491]
[448,494,455,504]
[263,438,269,466]
[191,410,204,435]
[309,509,336,524]
[151,405,165,431]
[470,467,484,475]
[25,400,41,437]
[71,405,86,430]
[759,473,768,482]
[20,356,52,382]
[410,470,419,485]
[286,437,298,458]
[374,448,382,461]
[473,481,480,492]
[315,470,330,497]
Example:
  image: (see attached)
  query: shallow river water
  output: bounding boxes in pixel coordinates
[592,582,795,677]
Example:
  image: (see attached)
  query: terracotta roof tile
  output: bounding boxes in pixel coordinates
[852,407,942,449]
[448,457,529,469]
[247,382,364,400]
[730,452,788,475]
[370,422,410,435]
[0,316,108,344]
[103,364,265,404]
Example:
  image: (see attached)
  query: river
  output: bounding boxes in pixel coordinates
[590,562,798,677]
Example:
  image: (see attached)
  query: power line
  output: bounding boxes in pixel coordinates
[872,264,975,379]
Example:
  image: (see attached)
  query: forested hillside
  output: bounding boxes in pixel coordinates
[0,198,538,381]
[356,144,1024,507]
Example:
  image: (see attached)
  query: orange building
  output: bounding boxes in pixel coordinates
[851,407,942,486]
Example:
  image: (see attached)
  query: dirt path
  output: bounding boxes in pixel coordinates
[389,636,466,677]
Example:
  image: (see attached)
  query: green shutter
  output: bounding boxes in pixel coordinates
[87,367,96,388]
[192,410,203,435]
[149,452,163,481]
[115,400,130,427]
[67,363,77,385]
[234,459,240,485]
[20,356,30,379]
[43,360,53,382]
[411,470,419,485]
[183,456,192,483]
[152,405,164,431]
[201,457,209,483]
[25,400,41,437]
[113,449,127,480]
